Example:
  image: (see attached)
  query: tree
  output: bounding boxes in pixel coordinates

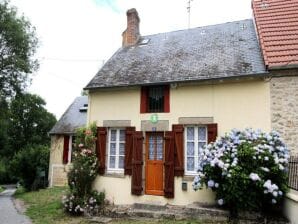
[7,93,56,154]
[0,0,38,98]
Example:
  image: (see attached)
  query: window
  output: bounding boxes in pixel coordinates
[185,126,207,175]
[63,135,74,164]
[140,85,170,113]
[107,128,126,172]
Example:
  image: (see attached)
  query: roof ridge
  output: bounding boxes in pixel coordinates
[142,19,252,39]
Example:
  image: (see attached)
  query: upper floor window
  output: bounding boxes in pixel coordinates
[184,126,207,175]
[140,85,170,113]
[107,128,125,172]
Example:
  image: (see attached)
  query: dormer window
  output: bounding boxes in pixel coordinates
[140,85,170,113]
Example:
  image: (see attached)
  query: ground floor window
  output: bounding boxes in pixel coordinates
[107,128,125,172]
[184,126,207,175]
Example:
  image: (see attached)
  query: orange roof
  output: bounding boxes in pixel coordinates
[252,0,298,69]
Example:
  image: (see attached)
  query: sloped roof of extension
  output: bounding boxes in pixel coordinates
[252,0,298,69]
[85,19,266,89]
[49,96,88,135]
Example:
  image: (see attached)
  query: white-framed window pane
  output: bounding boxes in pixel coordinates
[108,128,125,171]
[185,126,208,175]
[119,130,125,142]
[187,142,195,156]
[119,156,124,169]
[187,127,194,140]
[110,143,116,155]
[109,156,116,168]
[119,143,125,155]
[187,157,194,171]
[198,142,206,151]
[110,130,117,141]
[198,127,206,141]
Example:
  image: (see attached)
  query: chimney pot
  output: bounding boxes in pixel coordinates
[122,8,140,47]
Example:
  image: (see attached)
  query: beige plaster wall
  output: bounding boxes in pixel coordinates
[48,135,68,187]
[89,80,271,133]
[89,80,271,205]
[270,75,298,155]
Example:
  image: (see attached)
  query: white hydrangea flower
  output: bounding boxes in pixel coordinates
[218,199,224,206]
[249,173,261,181]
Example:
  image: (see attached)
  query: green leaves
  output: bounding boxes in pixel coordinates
[0,0,38,98]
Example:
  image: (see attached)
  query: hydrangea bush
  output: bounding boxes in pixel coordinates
[63,123,105,215]
[193,128,289,216]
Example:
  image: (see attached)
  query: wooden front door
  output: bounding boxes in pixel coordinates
[145,132,164,195]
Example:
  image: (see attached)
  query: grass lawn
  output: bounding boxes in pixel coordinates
[14,187,88,224]
[14,187,221,224]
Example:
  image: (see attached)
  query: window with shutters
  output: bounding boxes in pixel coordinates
[140,85,170,113]
[107,128,126,172]
[184,126,207,175]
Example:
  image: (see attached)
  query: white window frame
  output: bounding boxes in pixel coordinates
[107,128,125,173]
[184,126,207,175]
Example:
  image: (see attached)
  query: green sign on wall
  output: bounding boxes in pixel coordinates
[150,113,158,124]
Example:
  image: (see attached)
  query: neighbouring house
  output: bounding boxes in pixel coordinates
[84,8,270,205]
[252,0,298,222]
[48,96,88,187]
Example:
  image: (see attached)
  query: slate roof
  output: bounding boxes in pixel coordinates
[85,19,266,89]
[252,0,298,69]
[49,96,88,135]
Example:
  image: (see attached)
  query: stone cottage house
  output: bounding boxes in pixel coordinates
[84,8,270,205]
[48,96,88,186]
[48,0,298,222]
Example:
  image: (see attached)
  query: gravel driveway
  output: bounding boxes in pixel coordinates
[0,186,32,224]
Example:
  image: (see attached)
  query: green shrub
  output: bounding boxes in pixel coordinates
[193,129,289,217]
[63,123,105,216]
[10,144,49,190]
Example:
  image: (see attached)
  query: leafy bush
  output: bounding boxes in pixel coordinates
[193,128,289,216]
[10,144,49,190]
[63,123,105,216]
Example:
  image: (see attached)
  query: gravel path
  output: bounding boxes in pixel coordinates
[0,186,32,224]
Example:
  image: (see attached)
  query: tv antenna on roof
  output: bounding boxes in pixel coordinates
[187,0,194,29]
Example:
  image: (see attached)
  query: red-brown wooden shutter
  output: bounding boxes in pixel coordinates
[97,127,107,175]
[164,85,170,113]
[140,86,148,113]
[131,131,144,195]
[207,123,218,143]
[173,124,184,176]
[164,131,175,198]
[124,127,136,175]
[63,135,69,164]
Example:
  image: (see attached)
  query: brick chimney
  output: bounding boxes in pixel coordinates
[122,8,140,47]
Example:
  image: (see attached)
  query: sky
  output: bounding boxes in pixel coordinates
[11,0,253,119]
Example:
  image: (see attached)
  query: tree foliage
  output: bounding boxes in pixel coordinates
[10,144,49,190]
[7,93,56,154]
[0,0,38,98]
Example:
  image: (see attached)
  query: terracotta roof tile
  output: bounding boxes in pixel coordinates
[252,0,298,69]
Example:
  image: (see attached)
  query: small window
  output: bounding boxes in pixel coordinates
[140,85,170,113]
[185,126,207,175]
[107,128,125,172]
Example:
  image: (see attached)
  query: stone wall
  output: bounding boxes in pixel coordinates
[48,135,69,187]
[270,73,298,155]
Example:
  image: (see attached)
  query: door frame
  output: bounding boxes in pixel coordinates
[145,132,165,196]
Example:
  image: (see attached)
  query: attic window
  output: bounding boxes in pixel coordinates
[79,104,88,112]
[139,38,150,45]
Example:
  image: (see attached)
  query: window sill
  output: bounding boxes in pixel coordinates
[182,175,196,182]
[104,172,125,179]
